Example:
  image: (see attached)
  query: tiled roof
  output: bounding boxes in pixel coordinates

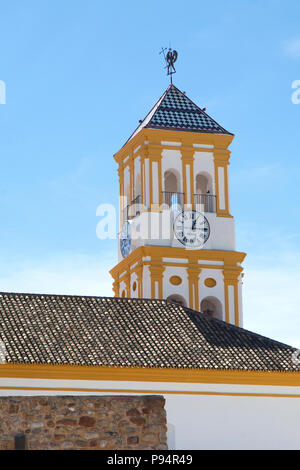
[127,85,231,143]
[0,292,298,371]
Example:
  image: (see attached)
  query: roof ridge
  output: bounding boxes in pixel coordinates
[183,305,294,349]
[120,86,171,149]
[163,84,232,135]
[0,291,171,304]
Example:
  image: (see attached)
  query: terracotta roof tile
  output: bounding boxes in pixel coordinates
[0,292,298,371]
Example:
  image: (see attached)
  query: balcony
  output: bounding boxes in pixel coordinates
[123,194,142,222]
[122,192,216,222]
[194,193,216,213]
[162,191,184,208]
[162,191,216,213]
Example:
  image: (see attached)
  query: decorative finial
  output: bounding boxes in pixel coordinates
[159,47,178,84]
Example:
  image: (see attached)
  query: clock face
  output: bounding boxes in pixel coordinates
[173,210,210,248]
[120,221,131,258]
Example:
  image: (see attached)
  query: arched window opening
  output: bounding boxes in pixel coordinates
[163,170,183,208]
[167,294,187,307]
[200,296,223,320]
[194,172,215,213]
[165,170,178,193]
[196,174,210,194]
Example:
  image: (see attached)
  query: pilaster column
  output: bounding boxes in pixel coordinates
[149,258,165,299]
[187,262,201,310]
[118,164,124,226]
[129,158,134,205]
[112,278,119,297]
[223,266,242,325]
[123,272,131,298]
[213,149,231,217]
[147,144,163,210]
[181,146,195,209]
[141,146,150,209]
[135,262,143,298]
[140,152,145,207]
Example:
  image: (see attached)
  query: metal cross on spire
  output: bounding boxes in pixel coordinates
[160,47,178,84]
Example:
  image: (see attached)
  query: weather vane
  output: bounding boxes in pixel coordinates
[160,47,178,84]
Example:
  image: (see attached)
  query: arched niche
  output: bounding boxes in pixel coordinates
[200,296,223,320]
[164,170,180,193]
[195,172,213,194]
[163,169,183,208]
[167,294,187,307]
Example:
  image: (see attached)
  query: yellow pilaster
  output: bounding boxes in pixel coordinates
[187,261,201,310]
[181,145,194,208]
[146,143,163,210]
[118,164,124,226]
[112,277,119,297]
[213,149,231,217]
[134,262,143,298]
[124,272,131,298]
[223,266,242,325]
[149,258,165,299]
[129,157,134,205]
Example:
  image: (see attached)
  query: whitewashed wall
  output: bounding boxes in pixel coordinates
[1,378,299,450]
[166,392,300,450]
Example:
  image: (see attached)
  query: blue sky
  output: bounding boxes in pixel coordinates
[0,0,300,346]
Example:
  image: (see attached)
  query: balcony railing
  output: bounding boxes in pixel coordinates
[123,195,142,222]
[123,192,216,221]
[162,191,216,213]
[194,193,216,213]
[162,191,184,209]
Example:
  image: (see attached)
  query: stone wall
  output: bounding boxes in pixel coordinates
[0,395,167,450]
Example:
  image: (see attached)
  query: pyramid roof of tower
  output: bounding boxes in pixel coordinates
[0,292,298,372]
[127,84,232,143]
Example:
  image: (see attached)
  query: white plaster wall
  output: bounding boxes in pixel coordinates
[152,161,159,204]
[162,149,183,192]
[119,280,126,297]
[134,156,141,198]
[144,159,150,208]
[193,151,215,194]
[124,166,130,203]
[228,285,235,324]
[198,268,225,319]
[204,213,236,251]
[163,265,189,306]
[165,394,300,450]
[130,272,138,298]
[217,166,225,210]
[238,276,243,327]
[142,265,151,298]
[186,164,191,205]
[1,378,300,450]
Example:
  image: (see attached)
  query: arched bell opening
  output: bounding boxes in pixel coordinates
[200,296,223,320]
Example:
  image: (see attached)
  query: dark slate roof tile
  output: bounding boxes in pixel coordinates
[129,85,232,138]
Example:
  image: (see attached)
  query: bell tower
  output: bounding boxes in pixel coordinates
[110,84,246,326]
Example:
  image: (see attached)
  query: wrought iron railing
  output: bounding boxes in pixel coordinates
[123,192,216,221]
[194,193,216,213]
[123,195,142,222]
[130,194,142,218]
[162,191,184,209]
[123,204,130,222]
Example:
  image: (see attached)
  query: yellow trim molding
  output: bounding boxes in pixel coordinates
[0,364,300,386]
[0,385,300,399]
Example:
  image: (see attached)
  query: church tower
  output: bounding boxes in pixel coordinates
[110,84,246,327]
